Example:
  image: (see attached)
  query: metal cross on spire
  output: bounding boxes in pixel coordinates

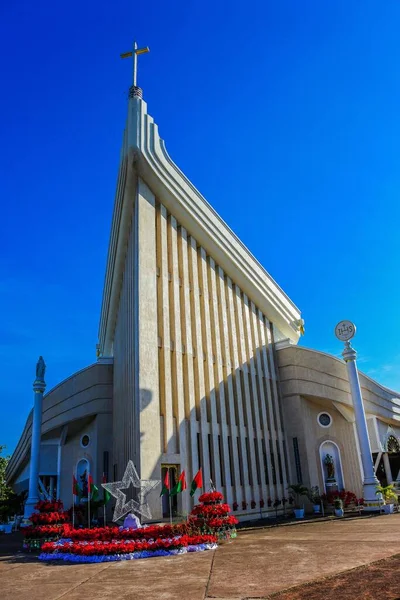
[120,41,150,88]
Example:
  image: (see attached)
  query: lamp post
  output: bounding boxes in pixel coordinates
[335,321,380,511]
[24,357,46,519]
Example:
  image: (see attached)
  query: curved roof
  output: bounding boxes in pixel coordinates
[277,344,400,423]
[6,361,113,483]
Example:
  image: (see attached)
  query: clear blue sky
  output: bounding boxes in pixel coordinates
[2,1,400,453]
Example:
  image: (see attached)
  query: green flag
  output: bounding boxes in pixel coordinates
[102,474,111,504]
[169,471,187,496]
[91,484,99,502]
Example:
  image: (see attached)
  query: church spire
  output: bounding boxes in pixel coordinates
[120,41,150,99]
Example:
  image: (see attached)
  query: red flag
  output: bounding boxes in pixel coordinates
[160,470,170,497]
[88,473,94,494]
[72,475,81,496]
[190,468,203,496]
[180,470,187,491]
[164,470,170,489]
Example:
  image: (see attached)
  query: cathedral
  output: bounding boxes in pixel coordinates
[6,54,400,521]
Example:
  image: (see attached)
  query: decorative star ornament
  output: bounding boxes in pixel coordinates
[101,460,160,522]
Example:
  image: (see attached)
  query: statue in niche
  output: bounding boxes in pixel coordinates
[324,454,335,480]
[35,356,46,379]
[80,469,88,498]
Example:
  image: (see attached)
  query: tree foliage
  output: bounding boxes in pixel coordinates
[0,445,12,501]
[0,445,26,521]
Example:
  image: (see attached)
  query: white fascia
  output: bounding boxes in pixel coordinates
[99,96,302,354]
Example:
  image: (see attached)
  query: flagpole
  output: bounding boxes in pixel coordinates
[88,474,91,529]
[72,476,75,529]
[102,473,106,527]
[169,468,173,526]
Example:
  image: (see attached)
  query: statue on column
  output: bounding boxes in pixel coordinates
[35,356,46,380]
[324,454,335,480]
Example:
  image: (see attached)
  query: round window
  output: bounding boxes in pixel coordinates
[318,413,332,428]
[81,434,90,448]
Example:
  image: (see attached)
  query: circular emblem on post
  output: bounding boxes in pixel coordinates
[334,320,356,342]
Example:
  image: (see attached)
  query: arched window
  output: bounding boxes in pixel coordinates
[386,435,400,454]
[76,458,90,499]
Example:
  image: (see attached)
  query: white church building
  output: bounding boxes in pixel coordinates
[6,55,400,521]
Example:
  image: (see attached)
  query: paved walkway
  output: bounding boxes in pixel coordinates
[1,515,399,600]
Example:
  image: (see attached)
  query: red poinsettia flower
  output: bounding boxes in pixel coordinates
[42,534,217,557]
[198,491,224,504]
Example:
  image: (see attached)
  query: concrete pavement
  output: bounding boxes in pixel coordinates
[0,515,399,599]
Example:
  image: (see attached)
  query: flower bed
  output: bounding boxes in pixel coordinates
[321,490,362,510]
[34,500,64,513]
[198,491,224,504]
[61,523,190,542]
[23,500,69,551]
[191,503,231,517]
[189,492,238,540]
[39,534,218,563]
[23,525,66,539]
[30,511,69,525]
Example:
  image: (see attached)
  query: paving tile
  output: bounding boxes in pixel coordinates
[207,516,400,598]
[1,583,71,600]
[64,581,207,600]
[0,560,109,583]
[0,515,399,599]
[96,549,214,581]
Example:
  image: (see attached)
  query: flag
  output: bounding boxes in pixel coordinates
[91,484,99,502]
[73,475,81,498]
[160,470,170,497]
[87,474,99,501]
[169,471,187,496]
[102,473,111,504]
[190,468,203,496]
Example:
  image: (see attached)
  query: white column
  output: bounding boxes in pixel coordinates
[342,342,380,510]
[382,453,393,485]
[56,445,62,499]
[56,426,68,500]
[24,358,46,519]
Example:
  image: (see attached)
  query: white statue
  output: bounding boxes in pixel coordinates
[123,513,141,530]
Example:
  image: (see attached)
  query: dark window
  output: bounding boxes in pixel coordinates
[293,437,303,483]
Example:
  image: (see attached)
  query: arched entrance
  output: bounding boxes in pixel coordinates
[319,441,344,492]
[373,435,400,486]
[76,458,90,500]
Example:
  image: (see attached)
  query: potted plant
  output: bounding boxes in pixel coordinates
[307,486,322,514]
[288,484,308,518]
[273,498,281,519]
[334,498,344,517]
[376,484,398,514]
